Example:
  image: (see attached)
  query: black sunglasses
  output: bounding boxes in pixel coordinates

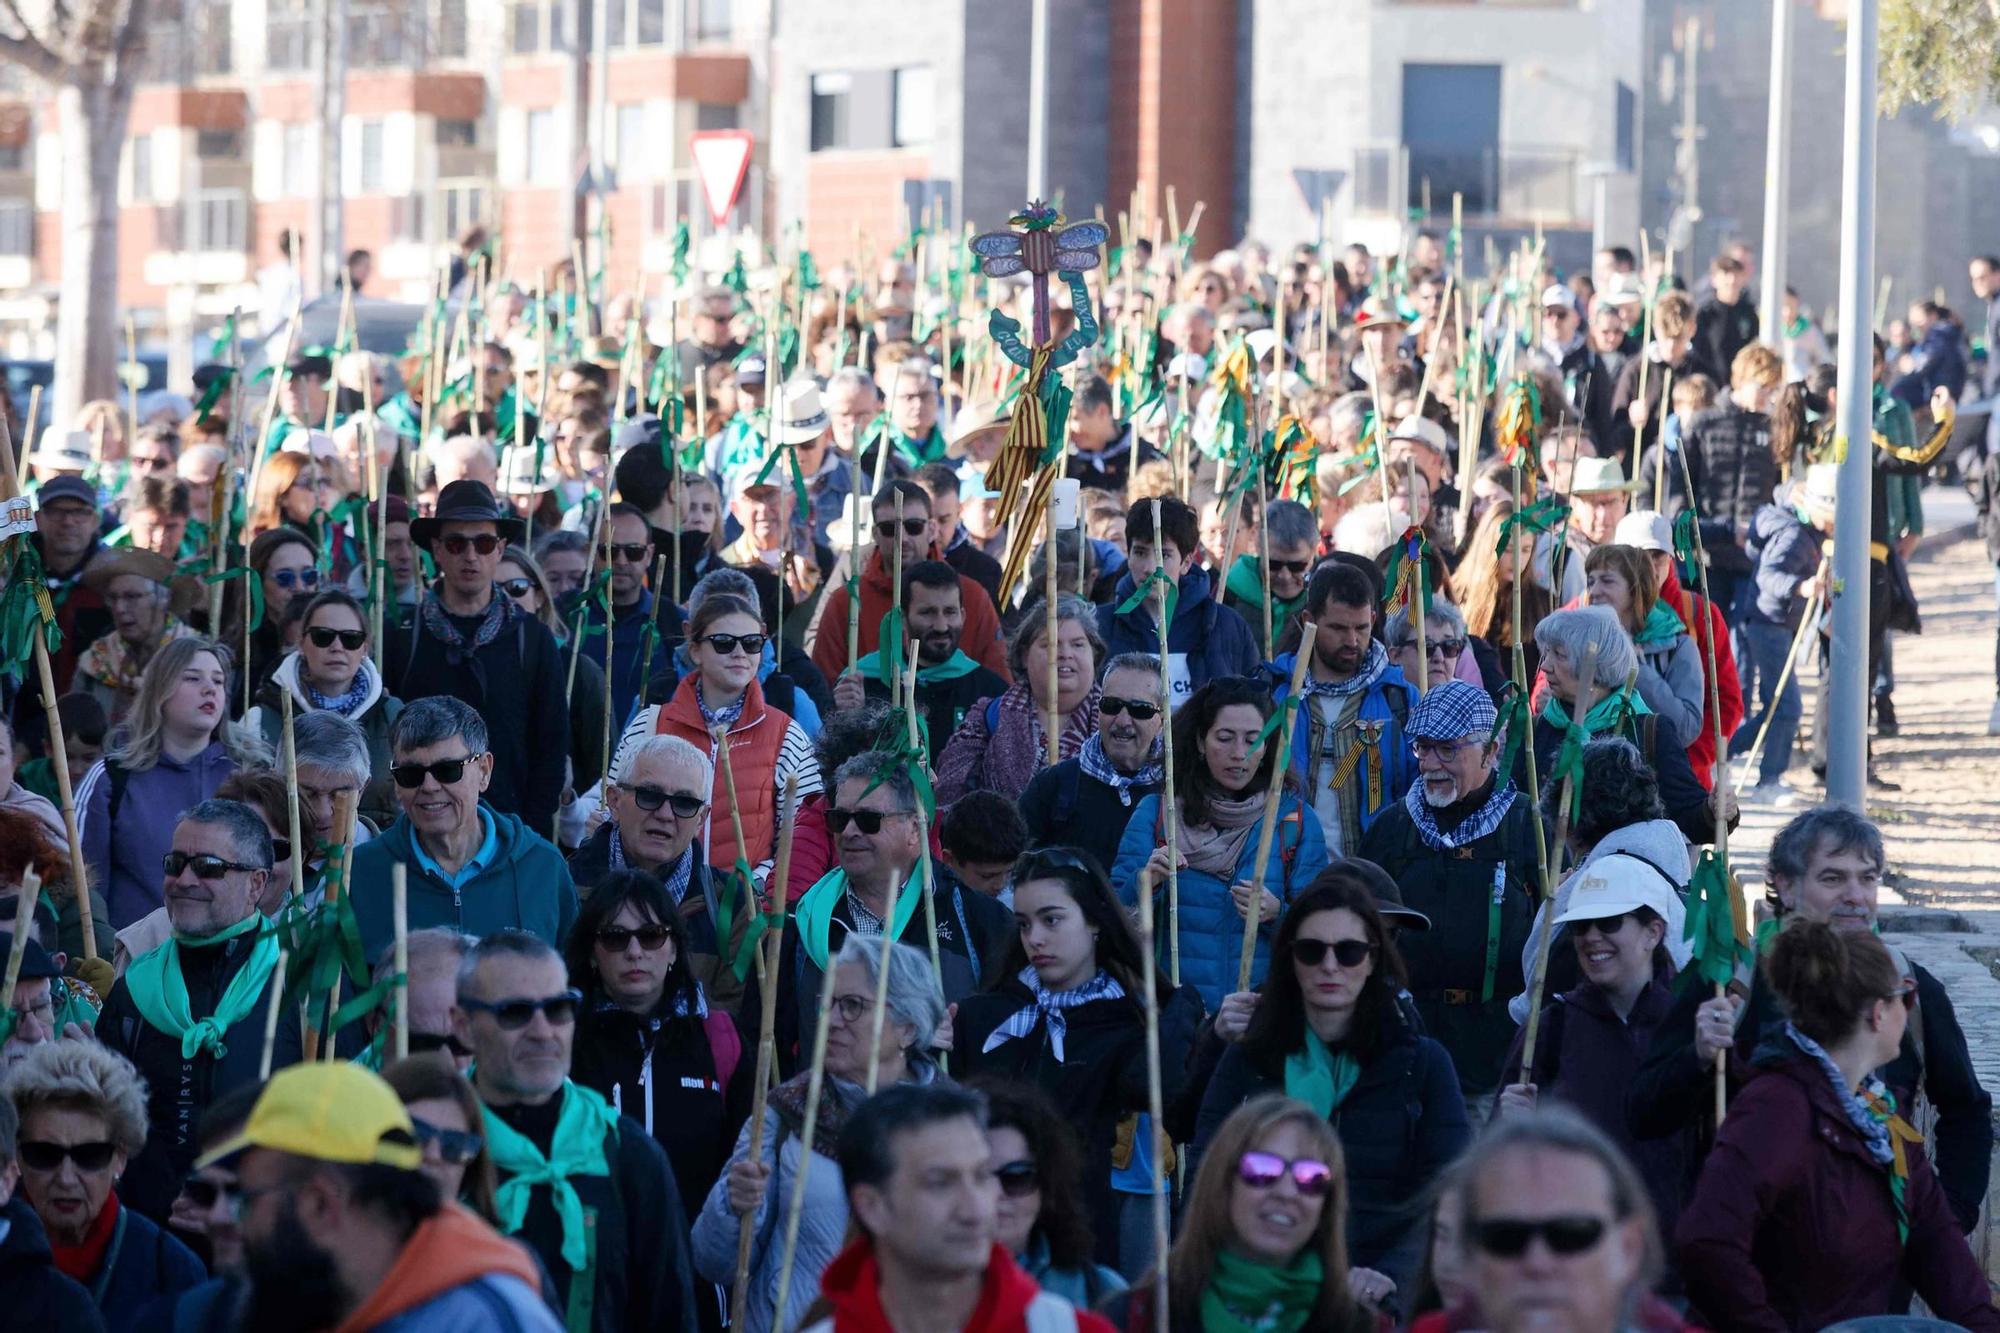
[1572,912,1633,937]
[1470,1216,1609,1258]
[1292,937,1376,969]
[408,1030,472,1059]
[180,1177,235,1210]
[163,850,268,880]
[1268,558,1311,575]
[619,783,706,818]
[497,576,536,598]
[459,989,582,1030]
[700,632,767,657]
[391,753,484,788]
[597,924,674,952]
[18,1140,118,1172]
[306,626,367,650]
[828,807,905,835]
[439,533,502,555]
[994,1160,1040,1198]
[1099,696,1161,721]
[410,1116,484,1166]
[606,542,651,564]
[875,517,928,537]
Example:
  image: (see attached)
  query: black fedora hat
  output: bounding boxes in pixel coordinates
[410,479,526,547]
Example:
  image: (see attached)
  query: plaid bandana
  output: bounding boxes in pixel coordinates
[1301,639,1388,700]
[610,833,695,906]
[980,966,1126,1063]
[303,658,377,716]
[1077,733,1163,807]
[1405,776,1516,850]
[696,679,746,731]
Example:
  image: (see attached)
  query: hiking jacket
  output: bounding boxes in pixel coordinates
[805,545,1008,686]
[805,1240,1116,1333]
[245,653,401,829]
[0,1197,105,1333]
[1742,503,1823,630]
[1095,567,1262,705]
[71,1201,205,1333]
[1017,757,1162,875]
[1267,652,1419,847]
[1692,294,1759,386]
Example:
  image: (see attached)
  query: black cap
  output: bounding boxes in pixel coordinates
[1330,857,1432,931]
[35,476,96,507]
[0,932,59,980]
[409,479,526,547]
[287,352,334,380]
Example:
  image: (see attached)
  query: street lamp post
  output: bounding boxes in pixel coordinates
[1758,0,1794,344]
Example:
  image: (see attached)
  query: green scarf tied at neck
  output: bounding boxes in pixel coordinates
[124,913,280,1060]
[1632,599,1685,648]
[795,863,927,969]
[1200,1247,1325,1333]
[1539,683,1651,738]
[1283,1036,1361,1120]
[484,1081,618,1272]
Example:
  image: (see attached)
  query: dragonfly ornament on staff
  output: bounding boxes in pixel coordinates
[971,201,1106,364]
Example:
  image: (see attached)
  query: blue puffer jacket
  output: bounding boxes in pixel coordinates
[1095,567,1264,708]
[89,1205,206,1333]
[1265,651,1418,841]
[1110,791,1327,1012]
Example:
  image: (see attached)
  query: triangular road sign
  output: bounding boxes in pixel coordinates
[691,131,755,228]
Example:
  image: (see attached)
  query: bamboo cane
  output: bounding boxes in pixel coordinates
[124,315,139,456]
[392,862,409,1061]
[1136,816,1172,1333]
[905,644,945,988]
[1517,641,1601,1074]
[307,791,359,1062]
[712,724,759,975]
[1365,343,1396,533]
[1652,368,1678,512]
[1408,456,1429,694]
[1237,646,1314,991]
[281,692,308,907]
[769,919,843,1328]
[20,383,39,475]
[326,273,353,433]
[259,944,289,1080]
[1043,498,1060,767]
[3,867,40,1007]
[1152,504,1182,988]
[864,820,906,1096]
[731,774,798,1318]
[600,513,615,809]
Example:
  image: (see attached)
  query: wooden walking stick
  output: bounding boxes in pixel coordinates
[769,920,843,1329]
[1238,645,1314,991]
[637,553,668,693]
[1043,496,1061,768]
[1136,827,1172,1333]
[259,943,291,1081]
[280,690,310,899]
[1149,498,1181,986]
[731,774,798,1319]
[1406,456,1430,694]
[305,791,360,1062]
[864,837,906,1095]
[392,862,409,1061]
[3,867,40,1007]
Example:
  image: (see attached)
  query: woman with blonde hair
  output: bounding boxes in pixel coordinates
[1103,1094,1373,1333]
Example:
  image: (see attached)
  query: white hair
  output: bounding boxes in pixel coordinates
[613,732,714,800]
[431,435,498,488]
[832,935,946,1051]
[1331,503,1410,559]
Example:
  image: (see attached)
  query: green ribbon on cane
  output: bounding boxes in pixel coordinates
[1490,683,1532,789]
[0,544,60,675]
[203,565,265,633]
[1672,509,1704,590]
[1549,720,1590,822]
[1115,564,1180,627]
[1680,850,1751,997]
[1497,494,1571,557]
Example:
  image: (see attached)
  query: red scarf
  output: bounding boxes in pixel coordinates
[50,1190,119,1282]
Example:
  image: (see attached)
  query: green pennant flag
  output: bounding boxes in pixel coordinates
[1680,850,1750,996]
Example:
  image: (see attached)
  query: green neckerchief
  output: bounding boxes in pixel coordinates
[124,913,279,1059]
[1282,1034,1360,1119]
[1540,684,1651,737]
[863,415,948,469]
[1224,553,1307,628]
[1200,1247,1325,1333]
[483,1080,618,1272]
[796,863,926,969]
[854,647,981,686]
[1633,598,1685,648]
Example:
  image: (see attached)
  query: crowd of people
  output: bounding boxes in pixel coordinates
[0,217,1995,1333]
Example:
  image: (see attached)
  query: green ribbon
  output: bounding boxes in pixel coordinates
[856,708,935,820]
[1680,849,1748,996]
[1671,509,1703,589]
[484,1081,617,1272]
[1381,526,1432,616]
[192,368,234,424]
[1497,494,1571,557]
[1115,565,1180,627]
[1490,683,1532,787]
[124,914,280,1059]
[711,855,771,982]
[752,441,812,517]
[203,565,264,633]
[0,542,61,675]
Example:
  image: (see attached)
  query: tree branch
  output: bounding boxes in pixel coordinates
[110,0,152,70]
[0,20,69,81]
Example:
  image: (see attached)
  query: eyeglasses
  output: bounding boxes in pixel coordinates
[8,994,53,1027]
[408,1030,472,1059]
[410,1116,485,1166]
[608,542,651,564]
[1236,1150,1335,1197]
[180,1177,236,1211]
[439,533,502,556]
[163,850,268,879]
[227,1180,292,1224]
[994,1160,1040,1198]
[827,993,874,1024]
[18,1140,118,1172]
[1410,738,1478,762]
[459,989,582,1030]
[1469,1215,1609,1258]
[1885,978,1918,1011]
[619,784,706,818]
[597,924,674,952]
[1268,558,1311,576]
[828,807,907,835]
[390,753,484,788]
[700,632,767,658]
[306,626,366,650]
[1393,637,1467,661]
[497,577,536,598]
[1292,937,1376,969]
[875,518,928,538]
[271,567,321,591]
[1099,696,1161,721]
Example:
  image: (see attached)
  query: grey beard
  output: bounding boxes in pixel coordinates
[1421,778,1460,808]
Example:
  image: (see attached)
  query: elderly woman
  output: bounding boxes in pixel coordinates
[74,550,199,726]
[1526,607,1712,844]
[3,1041,205,1329]
[1384,596,1496,696]
[936,593,1104,805]
[691,936,946,1333]
[1582,544,1704,749]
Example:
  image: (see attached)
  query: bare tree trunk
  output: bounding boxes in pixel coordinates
[52,77,132,428]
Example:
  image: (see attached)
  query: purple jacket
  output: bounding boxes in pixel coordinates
[77,742,240,929]
[1676,1050,2000,1333]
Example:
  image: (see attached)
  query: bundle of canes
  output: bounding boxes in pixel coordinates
[731,773,799,1321]
[1237,646,1315,991]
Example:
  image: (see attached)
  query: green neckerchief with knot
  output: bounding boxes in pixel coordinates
[1200,1247,1325,1333]
[124,913,279,1059]
[483,1079,618,1272]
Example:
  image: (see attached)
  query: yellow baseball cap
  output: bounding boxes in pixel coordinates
[198,1063,423,1171]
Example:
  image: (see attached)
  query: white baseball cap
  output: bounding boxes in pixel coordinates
[1554,853,1682,928]
[1614,510,1672,554]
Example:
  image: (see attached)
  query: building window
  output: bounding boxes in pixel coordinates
[193,188,246,252]
[195,128,241,160]
[525,108,558,184]
[283,123,314,197]
[128,138,152,203]
[809,72,851,153]
[509,0,570,54]
[691,0,730,41]
[0,200,31,255]
[1615,81,1636,173]
[892,66,932,148]
[358,120,386,193]
[615,104,649,179]
[442,181,487,239]
[268,0,311,72]
[0,142,24,173]
[436,118,478,149]
[696,102,738,132]
[633,0,665,44]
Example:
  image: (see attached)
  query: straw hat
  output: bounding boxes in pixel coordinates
[772,379,831,446]
[1569,456,1640,495]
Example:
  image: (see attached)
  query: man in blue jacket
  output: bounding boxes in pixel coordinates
[1094,496,1261,709]
[348,696,578,966]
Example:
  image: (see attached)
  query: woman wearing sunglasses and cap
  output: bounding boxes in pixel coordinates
[1103,1094,1373,1333]
[953,848,1202,1276]
[242,589,402,829]
[1194,872,1468,1320]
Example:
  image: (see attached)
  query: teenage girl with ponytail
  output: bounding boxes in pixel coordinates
[1766,362,1838,482]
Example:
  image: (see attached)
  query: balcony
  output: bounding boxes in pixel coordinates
[1350,142,1584,225]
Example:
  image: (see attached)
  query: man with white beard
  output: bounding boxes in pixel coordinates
[1359,681,1542,1120]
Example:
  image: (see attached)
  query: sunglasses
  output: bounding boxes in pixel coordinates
[607,542,651,564]
[1573,912,1634,937]
[271,567,321,590]
[1886,978,1918,1011]
[994,1160,1040,1198]
[439,533,502,556]
[700,632,767,657]
[410,1116,485,1166]
[391,754,484,788]
[597,924,674,952]
[180,1177,236,1210]
[1469,1215,1609,1258]
[1236,1150,1335,1197]
[1099,696,1161,721]
[1292,937,1376,969]
[497,577,536,597]
[163,850,267,880]
[460,989,582,1030]
[1268,558,1311,576]
[1395,637,1468,661]
[306,626,366,650]
[619,783,706,818]
[408,1030,472,1059]
[18,1140,118,1172]
[828,807,904,835]
[875,518,929,537]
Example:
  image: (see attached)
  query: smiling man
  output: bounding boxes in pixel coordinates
[837,562,1006,764]
[1018,652,1167,872]
[346,697,577,967]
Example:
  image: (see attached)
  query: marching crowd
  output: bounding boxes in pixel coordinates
[0,221,1997,1333]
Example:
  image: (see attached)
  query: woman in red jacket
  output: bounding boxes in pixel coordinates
[1676,918,2000,1332]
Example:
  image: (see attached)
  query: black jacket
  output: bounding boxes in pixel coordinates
[489,1089,699,1333]
[1063,426,1164,499]
[860,661,1009,764]
[943,533,1006,611]
[98,930,304,1224]
[1629,955,1992,1233]
[1358,788,1542,1097]
[1610,349,1702,460]
[1692,295,1760,386]
[955,976,1204,1268]
[386,595,571,833]
[1192,1005,1470,1313]
[1017,757,1161,874]
[1526,712,1713,846]
[0,1197,105,1332]
[1552,339,1618,451]
[1672,404,1777,573]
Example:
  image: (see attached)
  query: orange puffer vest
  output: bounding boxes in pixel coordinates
[657,674,790,870]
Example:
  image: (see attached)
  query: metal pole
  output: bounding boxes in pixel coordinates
[1758,0,1794,342]
[1827,0,1877,807]
[1026,0,1049,200]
